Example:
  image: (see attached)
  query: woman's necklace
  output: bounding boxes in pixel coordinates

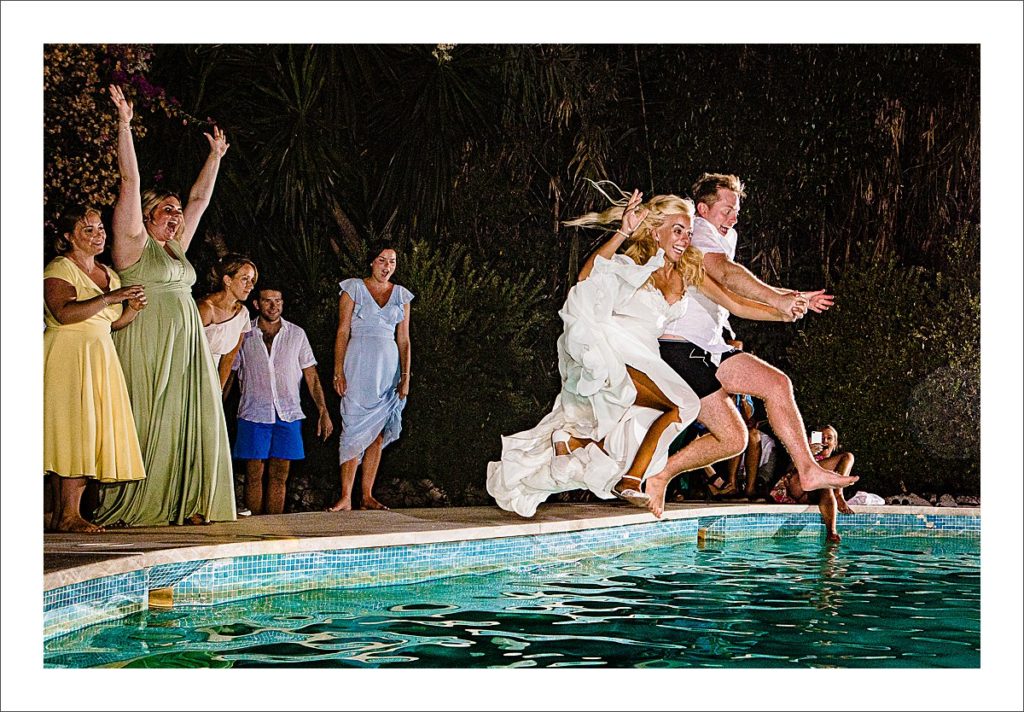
[68,253,108,289]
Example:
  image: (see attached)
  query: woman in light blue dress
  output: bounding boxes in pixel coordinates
[328,244,413,511]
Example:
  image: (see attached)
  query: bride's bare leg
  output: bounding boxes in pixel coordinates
[606,367,681,504]
[553,435,600,457]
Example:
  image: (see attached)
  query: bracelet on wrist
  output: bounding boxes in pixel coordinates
[615,229,632,239]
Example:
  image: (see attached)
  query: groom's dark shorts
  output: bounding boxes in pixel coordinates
[658,340,742,399]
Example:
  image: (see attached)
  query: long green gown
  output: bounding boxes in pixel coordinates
[94,236,236,526]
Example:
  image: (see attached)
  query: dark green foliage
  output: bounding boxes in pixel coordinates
[785,225,980,496]
[45,44,981,504]
[323,240,557,502]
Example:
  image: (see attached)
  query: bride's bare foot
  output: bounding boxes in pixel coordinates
[835,492,854,515]
[325,498,352,512]
[798,463,858,492]
[643,473,671,519]
[53,514,105,534]
[360,496,390,511]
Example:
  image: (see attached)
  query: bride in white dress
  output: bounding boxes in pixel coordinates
[487,189,707,517]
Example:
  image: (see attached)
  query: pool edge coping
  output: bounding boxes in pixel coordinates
[43,504,978,592]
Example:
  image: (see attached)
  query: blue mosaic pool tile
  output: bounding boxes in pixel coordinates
[697,512,981,540]
[148,560,208,589]
[168,519,700,607]
[43,511,976,640]
[44,570,146,640]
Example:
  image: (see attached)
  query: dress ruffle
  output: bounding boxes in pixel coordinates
[487,251,700,517]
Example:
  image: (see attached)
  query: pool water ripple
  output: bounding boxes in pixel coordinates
[44,535,979,668]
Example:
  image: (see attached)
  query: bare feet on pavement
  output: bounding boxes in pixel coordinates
[53,515,105,534]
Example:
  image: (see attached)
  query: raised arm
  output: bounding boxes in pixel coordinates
[577,190,649,282]
[333,292,355,397]
[179,125,230,252]
[698,275,794,322]
[108,85,148,270]
[395,303,412,400]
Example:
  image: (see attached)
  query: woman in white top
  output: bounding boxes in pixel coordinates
[198,254,257,392]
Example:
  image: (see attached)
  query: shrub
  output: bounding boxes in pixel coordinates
[785,238,979,496]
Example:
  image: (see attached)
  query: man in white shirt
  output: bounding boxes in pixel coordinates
[231,287,334,515]
[642,173,856,515]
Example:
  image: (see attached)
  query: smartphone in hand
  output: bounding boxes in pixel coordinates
[810,431,823,445]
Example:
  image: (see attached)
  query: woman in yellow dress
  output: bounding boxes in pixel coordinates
[44,206,148,532]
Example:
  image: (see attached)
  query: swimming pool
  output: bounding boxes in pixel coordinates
[45,515,979,668]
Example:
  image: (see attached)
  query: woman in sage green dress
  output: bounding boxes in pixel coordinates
[94,84,235,527]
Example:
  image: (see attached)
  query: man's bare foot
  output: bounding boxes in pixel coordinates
[826,531,842,543]
[325,498,352,512]
[360,496,390,511]
[643,473,670,519]
[53,515,105,534]
[835,493,854,515]
[798,463,858,492]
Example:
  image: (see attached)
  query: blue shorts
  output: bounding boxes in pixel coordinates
[234,417,305,460]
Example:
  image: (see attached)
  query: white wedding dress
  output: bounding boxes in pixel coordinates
[486,250,701,516]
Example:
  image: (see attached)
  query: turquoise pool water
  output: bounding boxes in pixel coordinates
[44,534,979,668]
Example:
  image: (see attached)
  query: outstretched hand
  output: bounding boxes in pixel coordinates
[802,289,834,313]
[108,84,133,124]
[776,291,808,320]
[619,189,649,237]
[204,125,230,158]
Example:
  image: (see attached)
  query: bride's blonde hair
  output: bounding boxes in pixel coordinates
[564,180,705,289]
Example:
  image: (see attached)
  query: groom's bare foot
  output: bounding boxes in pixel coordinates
[360,496,390,511]
[643,473,671,519]
[799,463,858,492]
